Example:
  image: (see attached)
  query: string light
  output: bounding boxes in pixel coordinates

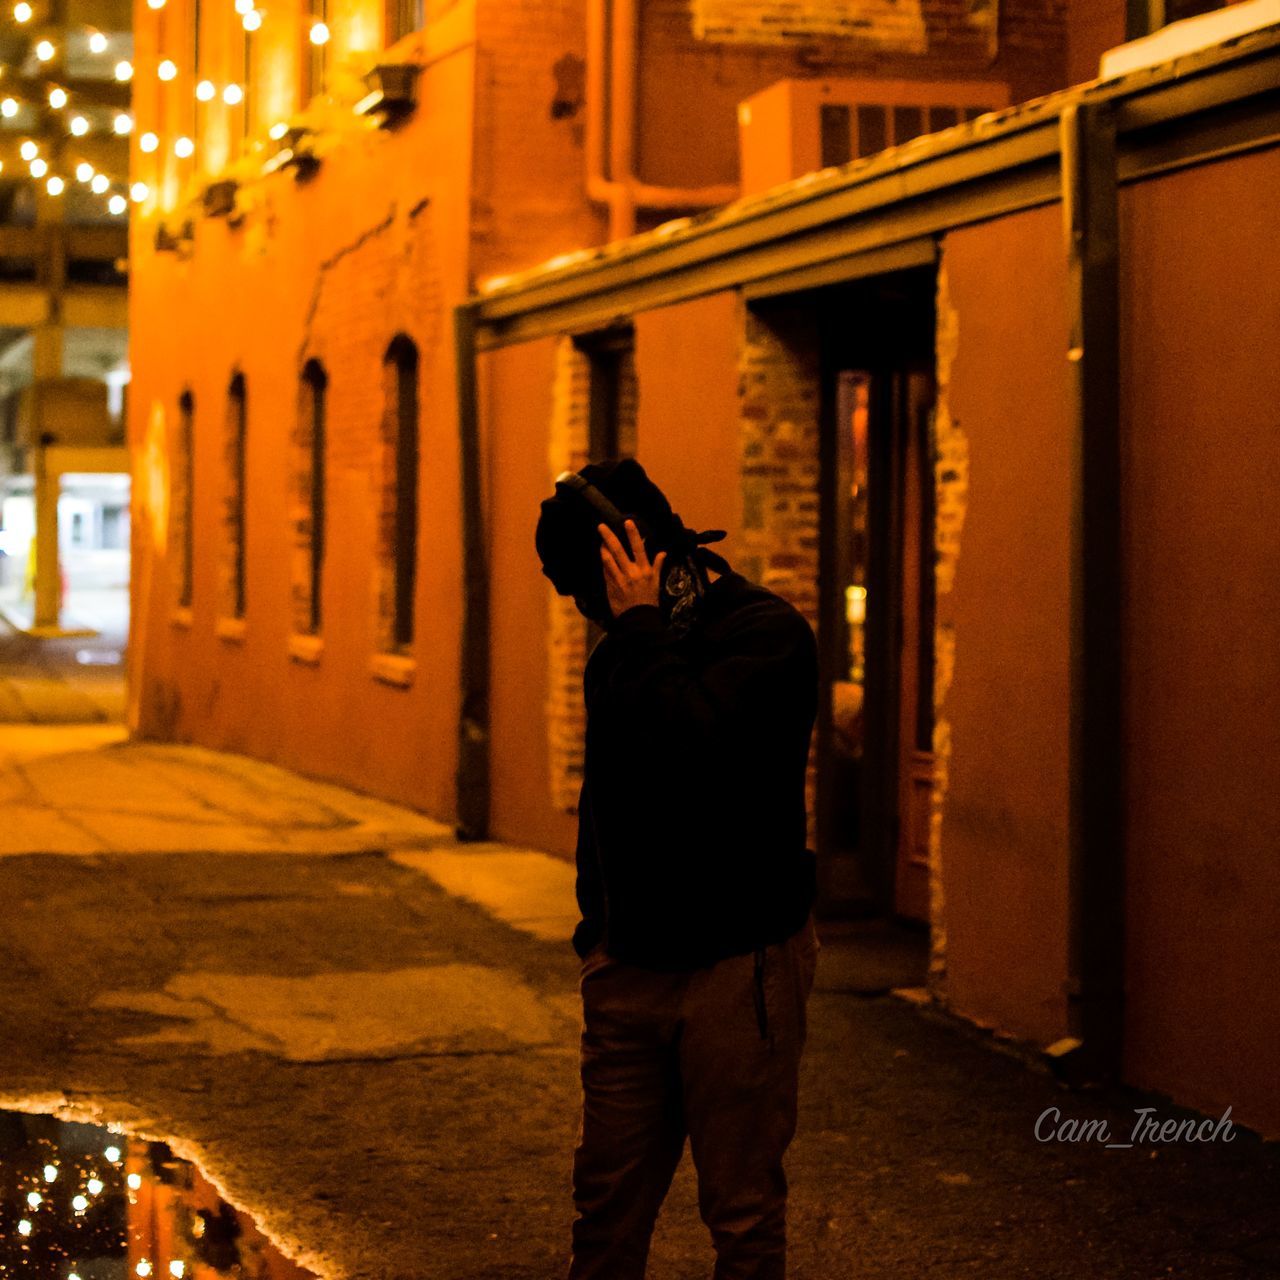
[242,9,262,30]
[76,161,94,181]
[115,60,133,81]
[104,1146,121,1162]
[49,87,68,108]
[70,114,90,135]
[170,1264,186,1278]
[35,38,54,60]
[19,139,37,160]
[26,1191,42,1208]
[137,1262,154,1278]
[158,58,177,80]
[109,193,126,213]
[114,111,133,133]
[43,1164,58,1182]
[30,157,47,176]
[175,135,194,156]
[310,20,329,43]
[13,1,31,20]
[89,30,109,53]
[87,1177,104,1195]
[17,1220,32,1237]
[146,0,165,7]
[234,0,253,12]
[269,121,287,139]
[92,173,110,193]
[46,175,64,194]
[196,78,215,100]
[126,1170,144,1188]
[139,130,159,152]
[223,83,243,105]
[1,97,17,117]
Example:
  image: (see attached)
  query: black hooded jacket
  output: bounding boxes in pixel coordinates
[572,568,819,971]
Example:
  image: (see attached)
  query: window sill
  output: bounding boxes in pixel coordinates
[288,633,324,665]
[215,616,248,643]
[171,606,193,630]
[370,652,415,688]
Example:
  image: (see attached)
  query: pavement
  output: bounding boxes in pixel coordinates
[1,619,1278,1279]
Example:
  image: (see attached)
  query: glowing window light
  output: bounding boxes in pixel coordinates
[115,61,133,81]
[76,162,94,181]
[35,39,55,60]
[13,1,32,21]
[19,140,37,160]
[241,9,261,30]
[174,135,194,157]
[158,58,177,80]
[70,115,90,135]
[222,83,243,105]
[43,1163,58,1182]
[196,79,215,101]
[114,112,133,134]
[92,173,110,193]
[1,98,17,117]
[139,131,159,152]
[109,194,127,214]
[89,30,109,53]
[126,1171,143,1188]
[49,86,68,108]
[30,157,47,176]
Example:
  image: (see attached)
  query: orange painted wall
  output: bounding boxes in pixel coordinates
[128,12,477,820]
[938,204,1074,1046]
[480,336,580,856]
[1119,146,1280,1138]
[634,293,746,560]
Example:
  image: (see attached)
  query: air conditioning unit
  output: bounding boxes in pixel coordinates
[738,77,1010,197]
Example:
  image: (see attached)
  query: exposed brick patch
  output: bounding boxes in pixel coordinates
[695,0,928,54]
[738,306,821,847]
[928,260,967,996]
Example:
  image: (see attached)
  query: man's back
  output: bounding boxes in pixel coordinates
[573,569,818,971]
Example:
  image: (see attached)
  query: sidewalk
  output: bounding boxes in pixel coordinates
[0,726,1277,1279]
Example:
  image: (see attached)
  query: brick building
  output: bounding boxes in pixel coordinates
[128,0,1279,1138]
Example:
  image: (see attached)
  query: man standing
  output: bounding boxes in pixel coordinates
[535,458,821,1280]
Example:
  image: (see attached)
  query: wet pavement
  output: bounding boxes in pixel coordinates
[1,625,1278,1278]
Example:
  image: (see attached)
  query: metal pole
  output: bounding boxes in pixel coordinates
[1060,100,1126,1080]
[454,303,490,840]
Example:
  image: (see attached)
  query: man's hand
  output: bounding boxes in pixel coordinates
[599,520,667,619]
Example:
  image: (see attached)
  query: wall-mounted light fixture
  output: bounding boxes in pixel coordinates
[202,178,238,218]
[263,125,319,179]
[354,63,420,126]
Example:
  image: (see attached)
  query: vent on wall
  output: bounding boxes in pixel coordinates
[818,101,994,167]
[739,78,1010,196]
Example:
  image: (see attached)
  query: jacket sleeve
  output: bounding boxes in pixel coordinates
[585,598,817,754]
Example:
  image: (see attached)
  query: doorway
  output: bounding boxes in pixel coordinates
[813,268,937,922]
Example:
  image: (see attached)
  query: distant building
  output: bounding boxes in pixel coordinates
[128,0,1280,1136]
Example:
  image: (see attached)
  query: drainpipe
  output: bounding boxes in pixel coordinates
[454,302,489,841]
[1056,100,1126,1083]
[585,0,738,241]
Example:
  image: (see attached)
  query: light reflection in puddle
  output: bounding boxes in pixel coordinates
[1,1109,316,1278]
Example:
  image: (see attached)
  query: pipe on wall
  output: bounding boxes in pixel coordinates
[585,0,739,240]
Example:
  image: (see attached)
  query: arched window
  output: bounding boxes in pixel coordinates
[223,371,247,619]
[293,360,327,636]
[379,335,419,652]
[174,389,195,609]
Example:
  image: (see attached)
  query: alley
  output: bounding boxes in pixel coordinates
[0,621,1276,1279]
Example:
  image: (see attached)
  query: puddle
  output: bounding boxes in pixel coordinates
[0,1108,316,1278]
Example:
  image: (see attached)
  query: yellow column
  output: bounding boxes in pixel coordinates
[32,442,61,630]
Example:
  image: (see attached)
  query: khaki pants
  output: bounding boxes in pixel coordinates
[568,917,820,1280]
